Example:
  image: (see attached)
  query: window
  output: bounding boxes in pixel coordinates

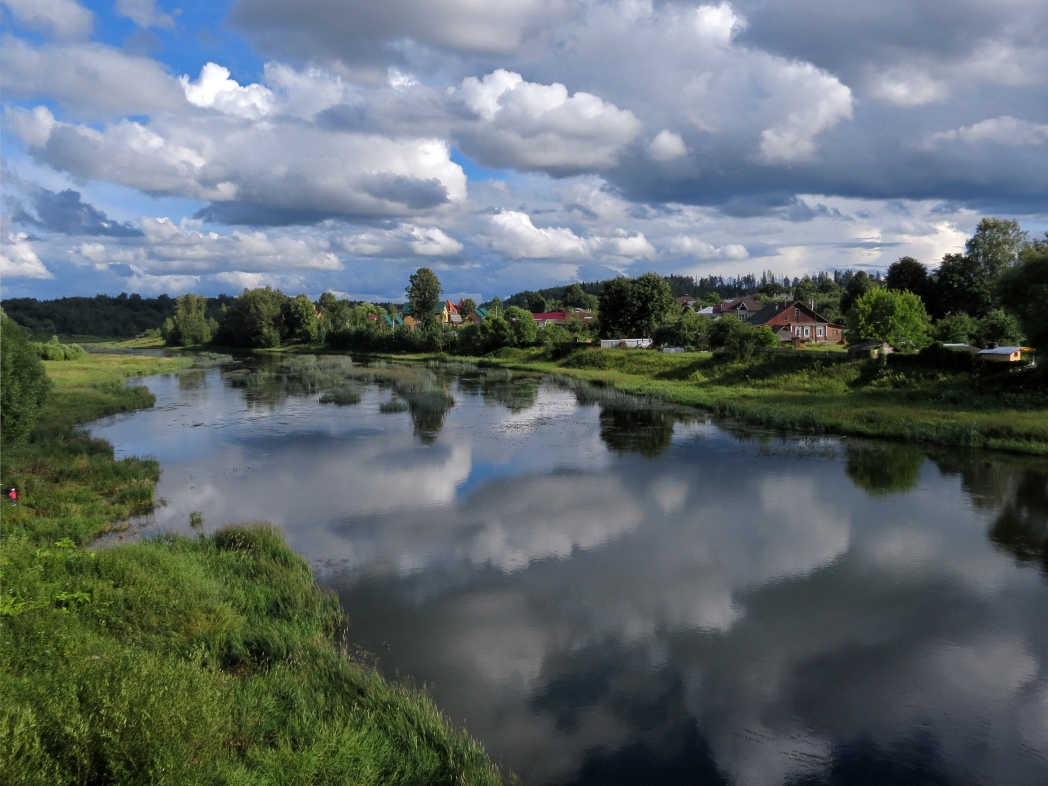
[804,326,811,337]
[817,327,824,337]
[794,308,799,318]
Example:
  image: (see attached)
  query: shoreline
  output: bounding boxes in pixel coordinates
[0,353,504,784]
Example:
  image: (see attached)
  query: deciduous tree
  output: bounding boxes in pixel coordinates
[1,314,52,445]
[407,268,442,327]
[847,289,931,351]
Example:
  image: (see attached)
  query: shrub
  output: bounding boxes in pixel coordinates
[1,315,52,445]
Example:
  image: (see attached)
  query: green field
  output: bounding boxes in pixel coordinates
[0,354,503,785]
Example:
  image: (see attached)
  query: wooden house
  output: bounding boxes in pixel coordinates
[748,300,846,344]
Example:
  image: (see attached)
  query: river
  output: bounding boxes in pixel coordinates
[88,357,1048,785]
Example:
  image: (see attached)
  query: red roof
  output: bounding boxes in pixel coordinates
[531,312,568,320]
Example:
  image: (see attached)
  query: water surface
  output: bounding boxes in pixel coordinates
[90,358,1048,785]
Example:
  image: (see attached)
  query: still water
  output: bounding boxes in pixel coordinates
[89,358,1048,785]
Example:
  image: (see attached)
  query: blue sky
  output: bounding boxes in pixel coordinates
[2,0,1046,302]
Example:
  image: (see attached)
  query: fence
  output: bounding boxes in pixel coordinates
[599,338,653,349]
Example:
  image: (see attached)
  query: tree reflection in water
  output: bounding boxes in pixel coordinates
[933,453,1048,573]
[845,444,926,496]
[598,407,678,458]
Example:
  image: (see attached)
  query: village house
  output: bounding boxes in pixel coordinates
[977,344,1031,363]
[747,300,846,344]
[676,295,697,311]
[714,296,763,320]
[529,309,596,328]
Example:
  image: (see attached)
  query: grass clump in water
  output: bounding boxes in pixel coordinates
[380,397,410,413]
[319,386,363,405]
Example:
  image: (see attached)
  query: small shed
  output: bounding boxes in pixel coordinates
[977,345,1028,362]
[847,340,893,360]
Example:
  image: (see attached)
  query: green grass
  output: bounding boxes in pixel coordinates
[381,347,1048,455]
[0,353,504,785]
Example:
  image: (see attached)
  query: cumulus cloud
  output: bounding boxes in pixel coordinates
[0,0,92,40]
[9,98,468,224]
[9,186,143,237]
[923,116,1048,148]
[336,224,463,258]
[0,233,54,278]
[648,130,688,161]
[0,36,185,118]
[452,69,642,175]
[757,62,853,163]
[115,0,174,30]
[477,210,590,259]
[180,63,275,120]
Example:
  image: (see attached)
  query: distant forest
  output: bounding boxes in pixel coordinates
[1,294,234,338]
[3,270,867,338]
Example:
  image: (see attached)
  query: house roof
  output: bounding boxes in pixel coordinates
[715,296,762,313]
[748,299,842,327]
[676,295,697,303]
[978,346,1026,355]
[531,311,568,320]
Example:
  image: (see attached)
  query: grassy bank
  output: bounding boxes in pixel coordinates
[0,355,503,785]
[378,346,1048,456]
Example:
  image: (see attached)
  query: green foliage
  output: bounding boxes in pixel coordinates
[885,256,932,303]
[847,289,931,351]
[998,244,1048,354]
[0,293,176,338]
[932,313,978,344]
[563,283,599,310]
[162,294,212,347]
[934,252,994,318]
[708,316,778,359]
[283,294,320,345]
[317,292,353,334]
[1,315,52,445]
[653,311,711,349]
[975,309,1025,347]
[406,267,442,327]
[504,306,537,346]
[598,273,676,339]
[214,287,288,348]
[839,270,878,316]
[523,291,547,312]
[32,336,85,361]
[459,298,477,317]
[965,217,1026,280]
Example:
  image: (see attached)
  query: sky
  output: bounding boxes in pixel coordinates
[1,0,1046,303]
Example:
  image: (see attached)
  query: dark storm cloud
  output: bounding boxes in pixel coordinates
[10,187,143,236]
[359,174,451,210]
[193,202,345,227]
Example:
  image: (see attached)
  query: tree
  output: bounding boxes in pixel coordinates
[283,294,320,344]
[598,273,676,339]
[523,292,547,313]
[966,217,1026,280]
[406,267,442,327]
[998,244,1048,355]
[847,289,931,351]
[709,316,777,360]
[488,295,503,317]
[933,252,994,317]
[214,287,288,348]
[974,309,1025,348]
[653,311,710,349]
[504,306,537,346]
[885,257,931,302]
[162,293,211,347]
[932,313,978,344]
[1,314,52,445]
[839,271,878,316]
[318,292,352,332]
[563,283,598,310]
[459,298,477,317]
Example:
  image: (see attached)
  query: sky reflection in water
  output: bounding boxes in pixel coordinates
[90,360,1048,786]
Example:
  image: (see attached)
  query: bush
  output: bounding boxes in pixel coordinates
[32,337,85,361]
[1,316,52,445]
[709,316,778,360]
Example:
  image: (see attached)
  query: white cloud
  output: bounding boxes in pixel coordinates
[867,68,946,106]
[0,0,92,40]
[336,224,463,257]
[0,36,186,118]
[477,211,590,259]
[452,69,643,174]
[180,63,275,120]
[115,0,173,30]
[11,99,468,220]
[597,230,655,259]
[264,62,359,120]
[922,116,1048,148]
[648,129,687,161]
[0,233,54,278]
[669,236,749,260]
[758,62,854,163]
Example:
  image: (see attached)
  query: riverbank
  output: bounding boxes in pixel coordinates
[360,345,1047,456]
[0,354,503,785]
